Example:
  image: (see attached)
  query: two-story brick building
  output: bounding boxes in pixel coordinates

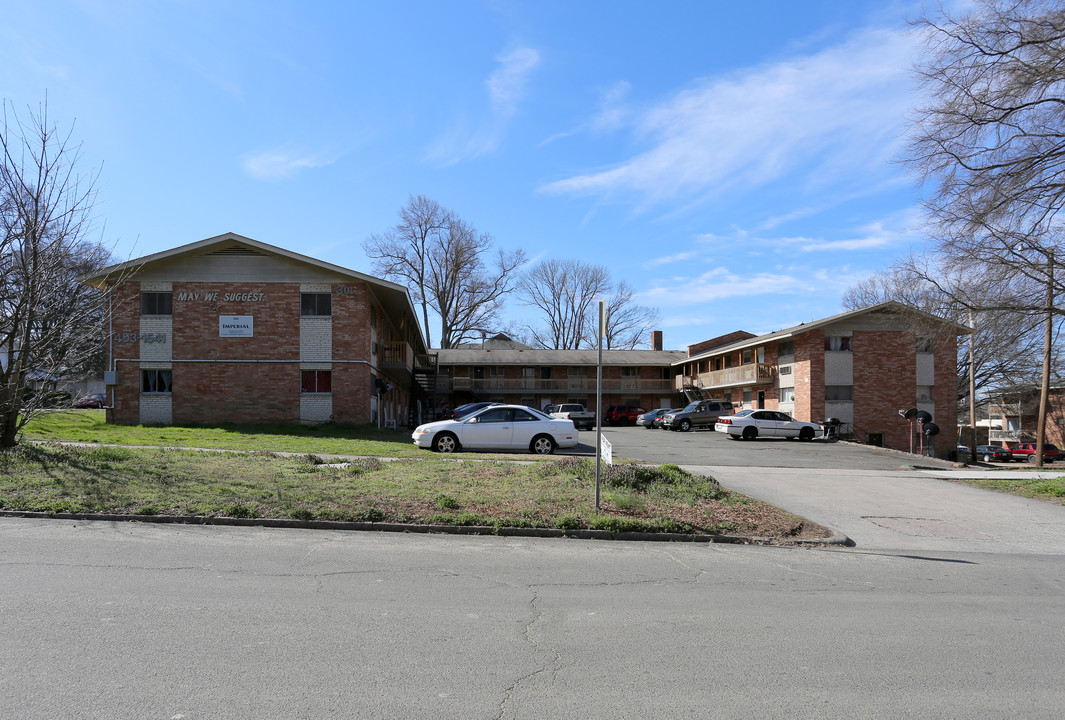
[671,303,966,455]
[82,233,431,427]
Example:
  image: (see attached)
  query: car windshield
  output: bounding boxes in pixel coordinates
[731,409,755,418]
[681,402,700,412]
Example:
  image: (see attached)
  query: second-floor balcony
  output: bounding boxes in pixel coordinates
[380,340,414,371]
[676,363,775,391]
[439,377,675,394]
[989,429,1023,443]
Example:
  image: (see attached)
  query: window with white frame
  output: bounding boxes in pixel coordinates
[824,336,852,352]
[780,387,795,403]
[916,385,934,403]
[141,369,172,393]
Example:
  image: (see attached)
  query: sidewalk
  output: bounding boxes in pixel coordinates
[684,464,1065,554]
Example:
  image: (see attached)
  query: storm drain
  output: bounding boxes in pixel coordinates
[861,516,991,540]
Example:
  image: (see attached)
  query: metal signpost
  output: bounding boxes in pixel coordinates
[595,301,604,509]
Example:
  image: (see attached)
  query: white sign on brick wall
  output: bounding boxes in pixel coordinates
[219,315,253,337]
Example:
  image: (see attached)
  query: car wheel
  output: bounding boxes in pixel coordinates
[645,424,655,430]
[432,432,459,453]
[798,427,814,441]
[741,426,758,440]
[1028,454,1039,464]
[531,435,556,454]
[679,419,691,432]
[982,453,993,463]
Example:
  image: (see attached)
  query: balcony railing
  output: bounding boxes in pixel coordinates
[675,363,776,391]
[380,340,414,371]
[438,378,675,394]
[989,429,1022,442]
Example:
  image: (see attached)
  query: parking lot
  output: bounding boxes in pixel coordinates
[570,424,959,471]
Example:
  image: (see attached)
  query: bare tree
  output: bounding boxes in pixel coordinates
[516,259,659,350]
[907,0,1065,463]
[0,100,114,448]
[602,280,661,350]
[428,215,526,349]
[363,195,449,348]
[363,196,525,349]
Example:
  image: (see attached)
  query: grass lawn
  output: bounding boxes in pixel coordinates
[0,441,828,539]
[950,473,1065,505]
[21,409,422,457]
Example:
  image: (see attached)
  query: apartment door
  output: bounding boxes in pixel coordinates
[757,391,765,409]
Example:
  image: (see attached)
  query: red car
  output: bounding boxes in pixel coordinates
[1010,443,1059,463]
[604,405,645,425]
[73,393,107,408]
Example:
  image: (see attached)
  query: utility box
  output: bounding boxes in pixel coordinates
[103,371,118,385]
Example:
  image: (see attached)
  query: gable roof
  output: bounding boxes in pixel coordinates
[81,232,427,352]
[677,301,972,366]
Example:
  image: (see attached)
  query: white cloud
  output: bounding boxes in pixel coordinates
[488,47,540,117]
[428,46,540,164]
[242,148,338,180]
[643,250,700,268]
[641,265,866,307]
[540,27,916,206]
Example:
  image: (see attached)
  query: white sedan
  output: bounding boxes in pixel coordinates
[413,404,579,454]
[714,409,821,441]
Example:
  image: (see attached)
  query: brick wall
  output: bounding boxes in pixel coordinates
[332,282,373,423]
[852,330,917,454]
[107,281,142,425]
[793,330,824,422]
[172,362,298,424]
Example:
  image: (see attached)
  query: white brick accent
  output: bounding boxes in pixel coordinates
[825,352,854,385]
[300,282,332,293]
[139,316,172,361]
[140,281,172,291]
[916,353,935,386]
[300,317,332,361]
[825,401,853,426]
[140,394,172,424]
[300,394,332,423]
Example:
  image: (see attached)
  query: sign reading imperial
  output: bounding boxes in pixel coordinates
[219,315,254,337]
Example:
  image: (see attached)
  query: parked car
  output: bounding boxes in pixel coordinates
[605,405,644,425]
[412,404,578,454]
[447,401,500,419]
[1010,442,1060,463]
[956,445,971,461]
[975,445,1011,463]
[550,403,596,430]
[73,393,107,409]
[714,409,821,441]
[662,399,733,432]
[635,408,669,429]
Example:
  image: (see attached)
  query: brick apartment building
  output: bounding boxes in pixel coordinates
[438,303,967,458]
[82,233,430,427]
[671,303,966,456]
[436,333,687,414]
[981,384,1065,449]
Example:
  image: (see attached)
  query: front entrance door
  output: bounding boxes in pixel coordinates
[757,391,765,409]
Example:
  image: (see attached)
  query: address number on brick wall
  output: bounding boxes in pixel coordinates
[335,285,353,295]
[113,332,167,344]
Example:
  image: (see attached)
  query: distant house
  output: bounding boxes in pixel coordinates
[983,384,1065,449]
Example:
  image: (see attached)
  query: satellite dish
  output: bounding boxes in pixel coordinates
[903,408,918,420]
[922,422,940,436]
[915,410,933,424]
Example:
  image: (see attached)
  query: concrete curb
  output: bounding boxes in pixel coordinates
[0,510,852,546]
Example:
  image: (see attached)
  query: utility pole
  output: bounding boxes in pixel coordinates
[968,307,977,460]
[1035,249,1054,468]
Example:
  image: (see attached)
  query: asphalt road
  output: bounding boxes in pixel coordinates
[3,518,1065,719]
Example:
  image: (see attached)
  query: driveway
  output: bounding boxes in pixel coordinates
[589,426,1065,554]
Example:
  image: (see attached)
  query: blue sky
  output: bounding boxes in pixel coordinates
[2,0,945,350]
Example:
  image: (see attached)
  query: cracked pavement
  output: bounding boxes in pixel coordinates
[3,518,1065,719]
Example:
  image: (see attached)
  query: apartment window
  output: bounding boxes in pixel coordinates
[300,293,332,317]
[824,336,852,352]
[301,370,332,393]
[917,385,934,403]
[724,355,733,368]
[621,367,640,377]
[488,366,505,377]
[723,391,732,402]
[742,349,753,365]
[916,337,934,353]
[541,367,553,379]
[140,292,172,316]
[743,389,752,404]
[369,304,377,329]
[568,367,587,378]
[141,369,172,393]
[522,367,536,377]
[780,387,795,403]
[778,340,794,357]
[825,385,853,401]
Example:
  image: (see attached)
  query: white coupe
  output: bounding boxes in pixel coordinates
[413,404,579,454]
[714,409,821,441]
